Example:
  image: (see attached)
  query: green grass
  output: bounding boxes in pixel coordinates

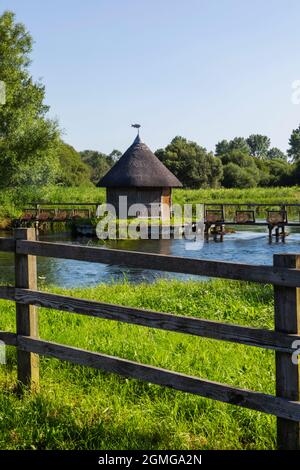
[0,186,106,226]
[0,279,276,450]
[173,186,300,205]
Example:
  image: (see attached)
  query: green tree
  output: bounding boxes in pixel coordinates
[156,136,223,188]
[222,163,258,188]
[0,11,60,186]
[246,134,270,159]
[210,157,223,188]
[220,149,257,168]
[80,150,112,184]
[219,148,260,188]
[57,142,91,186]
[253,158,291,186]
[266,159,291,185]
[216,137,251,155]
[228,137,250,154]
[290,161,300,185]
[287,125,300,161]
[215,139,230,157]
[108,149,122,165]
[267,147,287,161]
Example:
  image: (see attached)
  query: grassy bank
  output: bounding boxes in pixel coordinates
[0,279,276,449]
[173,186,300,205]
[0,186,107,228]
[0,185,298,229]
[0,186,106,227]
[1,185,300,214]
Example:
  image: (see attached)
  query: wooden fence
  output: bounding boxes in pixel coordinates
[0,228,300,449]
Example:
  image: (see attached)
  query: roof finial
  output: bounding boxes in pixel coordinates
[131,123,141,136]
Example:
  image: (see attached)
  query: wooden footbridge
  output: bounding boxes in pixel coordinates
[203,203,300,242]
[14,201,300,241]
[14,202,100,235]
[17,202,99,223]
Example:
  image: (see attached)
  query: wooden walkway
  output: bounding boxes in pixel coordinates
[17,202,99,223]
[203,203,300,242]
[14,201,300,242]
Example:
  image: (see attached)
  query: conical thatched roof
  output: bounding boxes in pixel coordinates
[97,135,182,188]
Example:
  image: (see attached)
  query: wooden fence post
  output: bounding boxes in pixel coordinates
[15,228,39,391]
[274,254,300,449]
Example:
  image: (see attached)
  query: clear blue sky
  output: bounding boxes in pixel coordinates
[3,0,300,154]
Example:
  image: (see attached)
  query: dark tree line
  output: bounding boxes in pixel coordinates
[154,131,300,189]
[75,129,300,189]
[155,137,222,189]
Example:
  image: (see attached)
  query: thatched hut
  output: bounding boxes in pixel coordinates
[97,134,182,220]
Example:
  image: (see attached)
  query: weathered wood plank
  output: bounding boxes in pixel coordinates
[0,286,15,301]
[0,237,15,253]
[274,254,300,450]
[14,288,300,353]
[15,240,300,287]
[17,335,300,421]
[14,229,39,391]
[0,331,17,346]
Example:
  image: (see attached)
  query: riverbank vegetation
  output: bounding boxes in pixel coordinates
[0,279,275,449]
[0,185,299,229]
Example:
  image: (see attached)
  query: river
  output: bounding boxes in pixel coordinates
[1,227,300,287]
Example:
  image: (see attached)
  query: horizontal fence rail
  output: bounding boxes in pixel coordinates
[10,288,300,353]
[3,234,300,287]
[15,335,300,422]
[0,331,17,346]
[2,286,300,352]
[15,239,300,287]
[0,228,299,450]
[0,238,15,253]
